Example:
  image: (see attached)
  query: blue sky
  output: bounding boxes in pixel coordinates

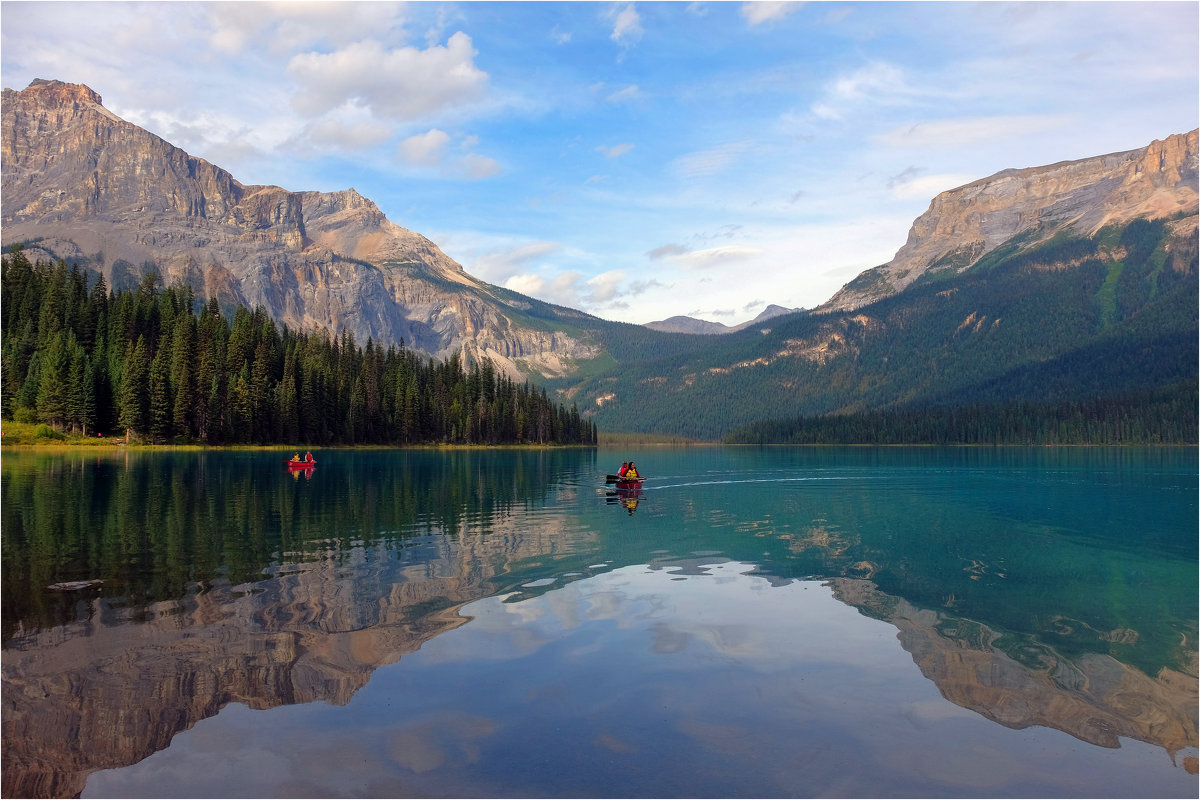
[2,2,1196,325]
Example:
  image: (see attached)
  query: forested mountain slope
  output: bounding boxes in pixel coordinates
[554,215,1197,440]
[0,246,597,446]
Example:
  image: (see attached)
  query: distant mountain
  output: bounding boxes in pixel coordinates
[551,132,1198,439]
[822,131,1198,312]
[0,79,605,379]
[3,79,1195,440]
[557,211,1198,439]
[643,305,804,335]
[643,316,730,335]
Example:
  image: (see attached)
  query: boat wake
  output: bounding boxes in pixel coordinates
[648,475,859,491]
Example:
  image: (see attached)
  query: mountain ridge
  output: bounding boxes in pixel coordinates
[552,212,1197,439]
[1,79,602,379]
[643,304,805,334]
[3,79,1196,440]
[821,130,1198,312]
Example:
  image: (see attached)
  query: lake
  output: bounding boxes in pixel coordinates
[1,446,1196,798]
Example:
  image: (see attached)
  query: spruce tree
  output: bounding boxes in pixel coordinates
[148,340,173,441]
[118,336,150,441]
[35,331,70,428]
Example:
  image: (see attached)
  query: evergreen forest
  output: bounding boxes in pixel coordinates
[723,385,1198,445]
[0,246,597,446]
[559,217,1199,442]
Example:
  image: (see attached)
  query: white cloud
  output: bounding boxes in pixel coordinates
[504,267,662,311]
[610,3,644,49]
[876,115,1074,150]
[395,130,500,179]
[888,173,979,201]
[583,270,628,303]
[607,85,641,103]
[397,129,452,167]
[741,2,801,27]
[597,143,635,159]
[671,141,751,178]
[288,33,487,121]
[301,118,393,151]
[422,5,463,49]
[834,62,908,99]
[460,153,502,180]
[648,243,689,260]
[810,61,914,121]
[505,271,585,306]
[658,245,763,269]
[208,2,407,56]
[468,242,563,284]
[504,273,550,298]
[810,103,841,122]
[587,270,664,308]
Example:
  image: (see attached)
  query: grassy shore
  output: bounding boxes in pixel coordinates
[0,421,310,450]
[1,421,131,448]
[0,421,616,450]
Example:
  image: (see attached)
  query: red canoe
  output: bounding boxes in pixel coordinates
[284,459,316,469]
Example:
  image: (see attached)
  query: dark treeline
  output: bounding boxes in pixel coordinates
[1,246,596,446]
[723,382,1198,445]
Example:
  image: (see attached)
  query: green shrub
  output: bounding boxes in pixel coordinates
[34,424,65,440]
[14,407,39,424]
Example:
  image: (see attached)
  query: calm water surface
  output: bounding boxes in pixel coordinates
[2,446,1196,798]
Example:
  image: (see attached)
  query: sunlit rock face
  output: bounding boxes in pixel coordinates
[0,79,598,378]
[821,129,1200,312]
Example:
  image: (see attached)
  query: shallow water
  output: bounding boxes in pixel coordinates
[2,446,1196,797]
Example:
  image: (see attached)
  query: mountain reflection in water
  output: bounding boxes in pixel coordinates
[1,447,1195,798]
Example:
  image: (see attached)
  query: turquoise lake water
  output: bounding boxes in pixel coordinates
[2,446,1196,797]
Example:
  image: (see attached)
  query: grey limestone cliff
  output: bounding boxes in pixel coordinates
[1,79,599,378]
[821,130,1199,312]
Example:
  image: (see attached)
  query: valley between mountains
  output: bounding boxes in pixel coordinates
[2,79,1196,441]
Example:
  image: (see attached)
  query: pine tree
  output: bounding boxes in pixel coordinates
[66,339,95,435]
[171,315,195,439]
[148,339,173,441]
[118,335,151,441]
[37,261,68,348]
[250,339,273,441]
[228,366,251,443]
[277,350,300,443]
[35,331,70,428]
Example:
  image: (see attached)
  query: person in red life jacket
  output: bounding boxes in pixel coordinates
[618,461,629,477]
[305,451,314,463]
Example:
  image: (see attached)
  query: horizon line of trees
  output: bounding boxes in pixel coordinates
[1,246,597,446]
[723,384,1198,445]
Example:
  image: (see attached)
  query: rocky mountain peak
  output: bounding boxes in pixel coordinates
[15,78,103,107]
[821,130,1200,313]
[1,78,596,379]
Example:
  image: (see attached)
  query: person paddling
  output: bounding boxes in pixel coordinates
[618,461,629,477]
[626,462,639,479]
[304,450,313,463]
